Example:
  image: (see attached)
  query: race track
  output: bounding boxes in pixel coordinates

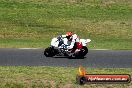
[0,48,132,68]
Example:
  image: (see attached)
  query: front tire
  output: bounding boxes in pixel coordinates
[80,46,88,56]
[74,46,88,58]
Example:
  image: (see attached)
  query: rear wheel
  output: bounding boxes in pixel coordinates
[44,47,56,57]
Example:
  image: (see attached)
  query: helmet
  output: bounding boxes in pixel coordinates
[66,32,72,36]
[66,32,73,40]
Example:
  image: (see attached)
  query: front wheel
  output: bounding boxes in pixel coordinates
[80,46,88,56]
[74,46,88,58]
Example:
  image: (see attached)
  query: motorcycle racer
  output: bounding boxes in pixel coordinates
[62,32,82,53]
[44,32,91,58]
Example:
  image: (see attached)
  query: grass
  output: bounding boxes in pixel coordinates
[0,1,131,88]
[0,66,131,88]
[0,0,132,49]
[0,1,131,87]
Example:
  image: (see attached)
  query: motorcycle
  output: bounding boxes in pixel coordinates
[44,35,91,58]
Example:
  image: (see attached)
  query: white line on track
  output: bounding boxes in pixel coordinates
[18,48,40,50]
[89,49,110,50]
[18,48,110,50]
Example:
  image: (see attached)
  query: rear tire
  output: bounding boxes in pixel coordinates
[44,47,56,57]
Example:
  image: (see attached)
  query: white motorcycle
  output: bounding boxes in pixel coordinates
[44,35,91,58]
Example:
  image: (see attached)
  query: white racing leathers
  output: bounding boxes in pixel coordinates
[62,34,80,50]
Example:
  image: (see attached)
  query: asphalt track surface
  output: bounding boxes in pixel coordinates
[0,48,132,68]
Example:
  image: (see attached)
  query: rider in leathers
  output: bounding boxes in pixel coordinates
[62,32,80,53]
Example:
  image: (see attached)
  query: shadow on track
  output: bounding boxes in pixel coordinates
[53,56,86,59]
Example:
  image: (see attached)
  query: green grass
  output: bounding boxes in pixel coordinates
[0,66,131,88]
[0,0,132,49]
